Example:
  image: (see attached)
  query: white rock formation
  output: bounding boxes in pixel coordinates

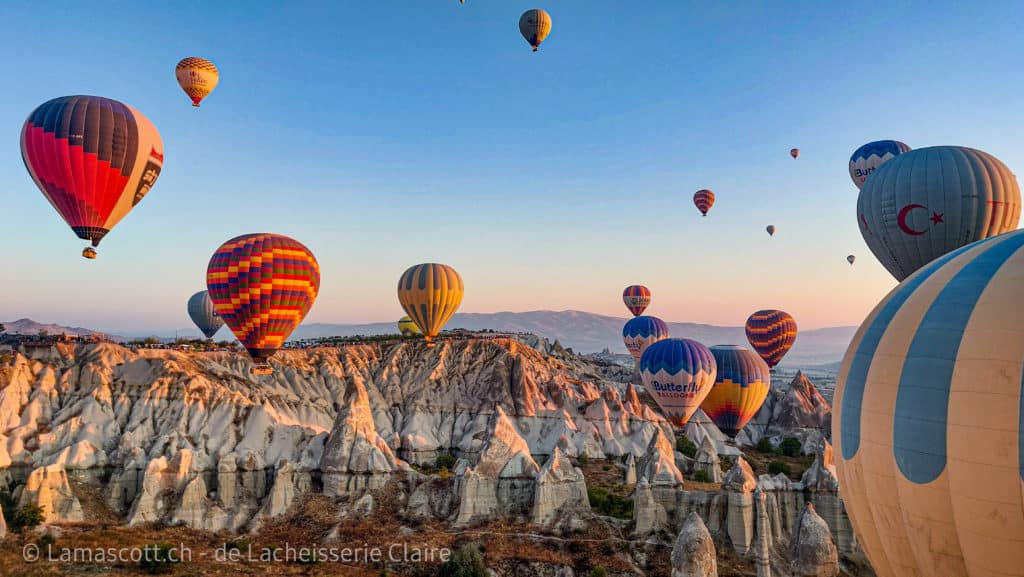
[637,429,684,486]
[18,464,83,523]
[530,447,589,527]
[320,375,409,495]
[755,489,772,577]
[722,457,757,556]
[693,436,722,484]
[790,502,839,577]
[671,511,717,577]
[454,407,539,526]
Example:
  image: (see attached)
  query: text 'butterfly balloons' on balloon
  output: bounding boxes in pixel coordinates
[639,338,716,427]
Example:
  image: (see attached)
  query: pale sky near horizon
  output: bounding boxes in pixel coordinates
[1,1,1023,333]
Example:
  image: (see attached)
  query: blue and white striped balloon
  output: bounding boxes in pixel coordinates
[834,229,1024,577]
[848,140,910,189]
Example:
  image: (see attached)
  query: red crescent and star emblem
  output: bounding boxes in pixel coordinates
[897,204,944,236]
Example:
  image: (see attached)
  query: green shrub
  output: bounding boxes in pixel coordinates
[37,533,57,549]
[435,452,458,471]
[225,537,253,553]
[691,470,711,483]
[139,543,179,574]
[720,455,734,472]
[590,567,609,577]
[768,460,792,476]
[578,454,590,465]
[676,436,697,458]
[438,544,488,577]
[779,437,802,457]
[756,438,774,453]
[602,464,611,471]
[12,503,45,533]
[587,487,633,519]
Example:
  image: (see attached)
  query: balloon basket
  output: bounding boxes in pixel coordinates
[82,247,97,259]
[251,364,273,375]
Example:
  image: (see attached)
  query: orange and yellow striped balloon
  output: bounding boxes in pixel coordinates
[175,57,219,107]
[397,263,464,345]
[206,233,320,368]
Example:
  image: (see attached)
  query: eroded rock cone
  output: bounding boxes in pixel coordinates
[671,511,718,577]
[790,502,839,577]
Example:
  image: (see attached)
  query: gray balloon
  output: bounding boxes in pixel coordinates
[857,146,1021,281]
[187,290,224,339]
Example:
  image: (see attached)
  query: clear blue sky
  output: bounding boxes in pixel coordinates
[1,1,1022,333]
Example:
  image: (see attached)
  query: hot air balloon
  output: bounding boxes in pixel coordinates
[398,316,422,337]
[834,230,1024,577]
[20,95,164,259]
[622,285,651,317]
[397,263,464,346]
[207,234,320,374]
[622,316,670,363]
[639,338,716,427]
[847,255,856,265]
[187,290,224,339]
[790,148,800,159]
[519,9,552,51]
[766,225,776,236]
[693,189,715,217]
[848,140,910,190]
[175,57,219,107]
[701,345,770,437]
[745,310,797,369]
[857,146,1021,281]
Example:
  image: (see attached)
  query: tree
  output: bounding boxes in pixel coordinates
[12,503,45,533]
[779,437,802,457]
[438,544,488,577]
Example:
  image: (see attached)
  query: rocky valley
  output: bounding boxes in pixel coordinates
[0,336,867,576]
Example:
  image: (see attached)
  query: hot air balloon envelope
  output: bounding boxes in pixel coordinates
[519,9,552,51]
[857,146,1021,281]
[21,95,164,258]
[639,338,716,427]
[398,316,422,337]
[176,57,219,107]
[188,290,224,339]
[766,225,776,236]
[206,233,320,371]
[745,310,797,368]
[693,189,715,216]
[622,285,651,317]
[848,140,910,190]
[847,255,856,265]
[834,230,1024,577]
[790,148,800,159]
[622,316,670,363]
[397,263,464,345]
[701,345,770,437]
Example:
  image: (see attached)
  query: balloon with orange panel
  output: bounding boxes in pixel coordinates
[397,263,464,346]
[206,233,320,374]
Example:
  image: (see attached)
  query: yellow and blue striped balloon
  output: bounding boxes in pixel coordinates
[397,263,464,346]
[834,229,1024,577]
[701,345,770,437]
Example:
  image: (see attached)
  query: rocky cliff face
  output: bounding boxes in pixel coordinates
[0,339,665,528]
[0,338,862,576]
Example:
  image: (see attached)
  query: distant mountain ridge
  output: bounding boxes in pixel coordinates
[6,311,857,368]
[0,318,121,340]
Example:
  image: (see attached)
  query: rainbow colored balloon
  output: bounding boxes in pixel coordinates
[639,338,716,427]
[622,316,670,363]
[701,345,771,437]
[206,233,320,372]
[745,309,797,368]
[835,229,1024,577]
[622,285,651,317]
